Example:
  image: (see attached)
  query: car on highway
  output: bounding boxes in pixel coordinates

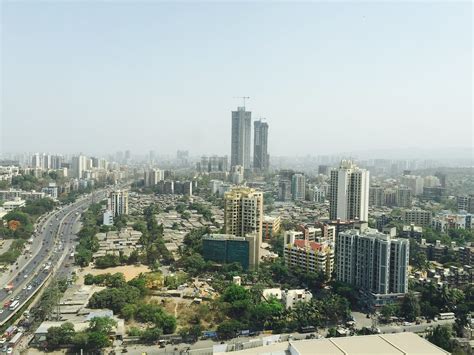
[403,321,413,326]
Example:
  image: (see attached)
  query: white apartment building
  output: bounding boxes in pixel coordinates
[329,160,369,221]
[401,209,432,227]
[3,198,26,211]
[291,173,306,201]
[432,211,473,231]
[42,183,58,199]
[71,155,88,179]
[336,229,409,297]
[103,210,114,226]
[109,190,129,216]
[209,180,224,194]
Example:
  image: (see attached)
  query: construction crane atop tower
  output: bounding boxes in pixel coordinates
[234,96,250,109]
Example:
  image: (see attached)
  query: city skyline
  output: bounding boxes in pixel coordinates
[0,2,472,353]
[2,2,472,156]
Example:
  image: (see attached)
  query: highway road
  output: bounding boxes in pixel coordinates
[0,189,110,325]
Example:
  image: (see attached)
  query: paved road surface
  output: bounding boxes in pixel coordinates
[0,190,109,325]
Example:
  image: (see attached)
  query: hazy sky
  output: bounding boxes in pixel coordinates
[1,1,472,157]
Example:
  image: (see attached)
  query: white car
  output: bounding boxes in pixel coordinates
[24,274,28,279]
[0,309,4,314]
[27,285,32,291]
[403,321,413,326]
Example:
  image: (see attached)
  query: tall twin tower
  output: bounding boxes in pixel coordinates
[231,106,269,172]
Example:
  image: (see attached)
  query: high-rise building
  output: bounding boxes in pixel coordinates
[177,150,189,166]
[435,171,447,188]
[336,229,409,299]
[329,161,369,221]
[395,187,412,208]
[224,187,263,268]
[198,156,229,173]
[71,155,88,178]
[31,153,41,169]
[109,190,129,216]
[253,119,269,172]
[457,195,474,213]
[278,180,292,201]
[231,107,252,169]
[291,173,306,201]
[318,165,329,176]
[369,186,385,207]
[400,175,424,196]
[230,165,244,185]
[144,169,163,187]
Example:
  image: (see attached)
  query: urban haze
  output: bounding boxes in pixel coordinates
[1,2,472,159]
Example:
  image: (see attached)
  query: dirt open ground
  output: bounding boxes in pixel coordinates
[75,264,151,285]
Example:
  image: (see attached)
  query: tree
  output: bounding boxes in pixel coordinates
[121,303,138,320]
[326,327,337,338]
[95,254,120,269]
[86,330,110,349]
[217,320,243,340]
[46,322,75,349]
[427,325,454,352]
[132,302,176,334]
[88,316,117,334]
[140,327,163,343]
[251,298,284,330]
[180,253,207,276]
[269,235,284,256]
[399,292,420,322]
[420,301,439,320]
[221,284,252,319]
[380,304,398,321]
[179,324,202,342]
[105,273,126,288]
[88,286,141,313]
[412,252,431,272]
[71,331,89,349]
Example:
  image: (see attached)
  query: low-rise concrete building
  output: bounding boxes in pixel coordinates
[93,228,142,259]
[3,198,26,211]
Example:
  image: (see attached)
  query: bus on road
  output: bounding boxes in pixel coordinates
[9,300,19,311]
[439,312,455,320]
[9,332,22,347]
